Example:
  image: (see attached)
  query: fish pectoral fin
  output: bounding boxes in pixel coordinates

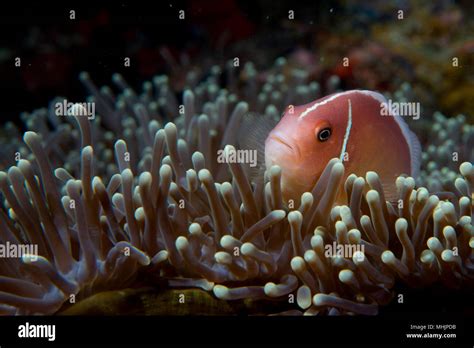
[237,112,277,183]
[380,181,400,204]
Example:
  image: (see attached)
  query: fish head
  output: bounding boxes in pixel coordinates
[265,98,350,203]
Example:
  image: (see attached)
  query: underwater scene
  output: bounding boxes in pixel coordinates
[0,0,473,345]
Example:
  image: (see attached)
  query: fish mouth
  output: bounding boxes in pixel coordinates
[270,135,294,151]
[268,134,301,159]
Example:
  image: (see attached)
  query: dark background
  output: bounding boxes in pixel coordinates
[0,0,472,123]
[0,0,337,122]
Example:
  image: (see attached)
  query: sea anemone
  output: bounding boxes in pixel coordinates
[419,112,474,193]
[0,58,473,315]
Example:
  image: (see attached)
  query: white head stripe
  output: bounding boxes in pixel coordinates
[298,90,356,120]
[339,99,352,161]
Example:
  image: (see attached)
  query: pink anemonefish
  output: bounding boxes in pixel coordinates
[241,90,422,205]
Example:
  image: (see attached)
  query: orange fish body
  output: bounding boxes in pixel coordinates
[264,90,421,204]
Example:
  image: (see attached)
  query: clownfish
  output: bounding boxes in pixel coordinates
[239,90,421,204]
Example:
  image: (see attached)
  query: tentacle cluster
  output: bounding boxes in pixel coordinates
[419,112,474,192]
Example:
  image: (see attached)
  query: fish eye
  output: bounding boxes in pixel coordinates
[317,127,332,142]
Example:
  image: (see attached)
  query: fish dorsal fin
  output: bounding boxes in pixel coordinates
[358,90,422,179]
[396,118,422,178]
[237,112,278,183]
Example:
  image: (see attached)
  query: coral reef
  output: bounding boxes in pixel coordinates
[371,3,474,119]
[0,58,473,315]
